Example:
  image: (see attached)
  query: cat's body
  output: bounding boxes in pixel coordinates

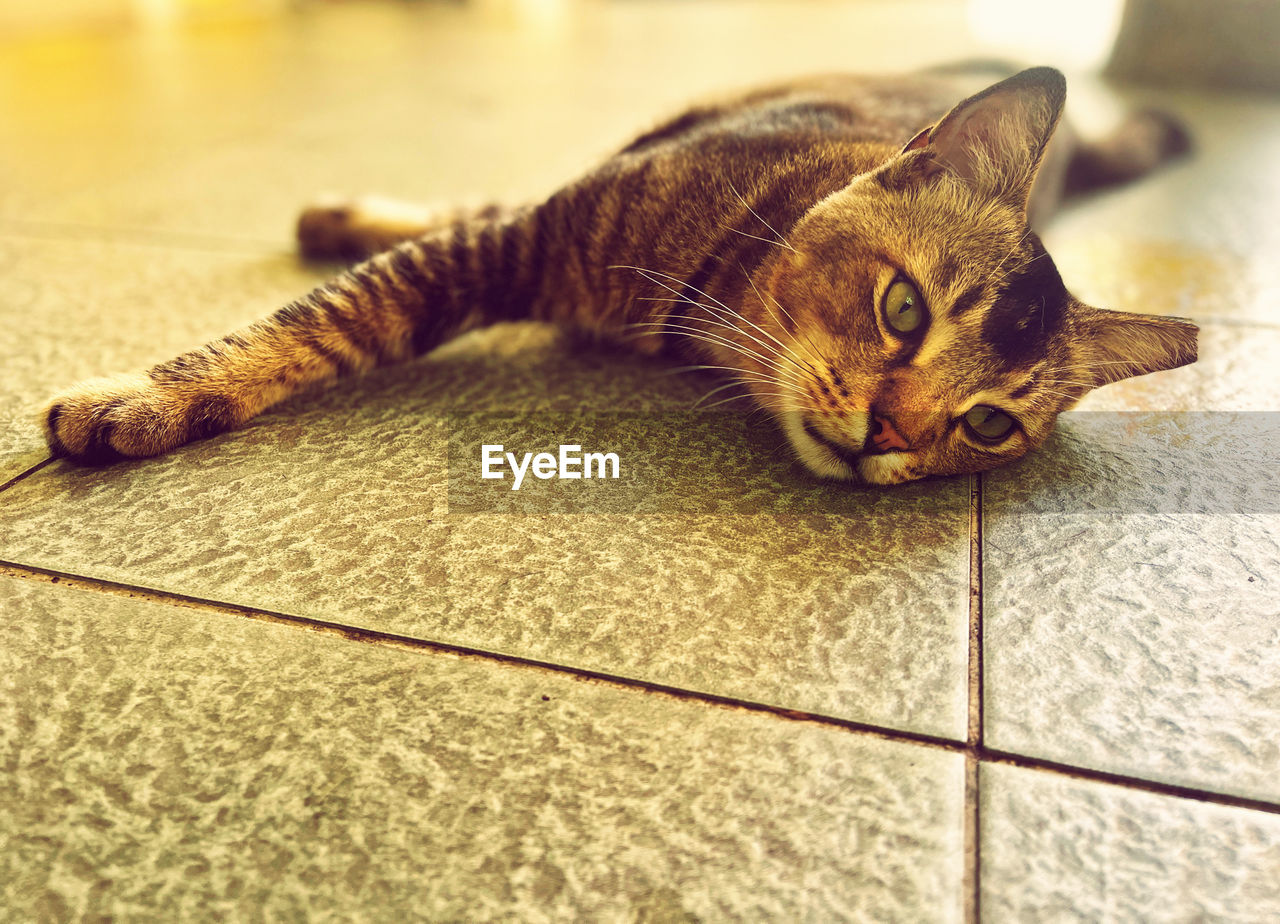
[44,64,1197,484]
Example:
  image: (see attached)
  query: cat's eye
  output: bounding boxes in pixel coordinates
[963,405,1015,442]
[882,278,927,335]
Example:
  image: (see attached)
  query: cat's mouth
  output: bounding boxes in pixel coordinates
[785,410,916,485]
[802,421,863,469]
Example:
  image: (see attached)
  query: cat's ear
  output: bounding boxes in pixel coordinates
[908,67,1066,211]
[1074,306,1199,388]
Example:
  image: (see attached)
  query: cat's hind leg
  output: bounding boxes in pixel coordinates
[1062,109,1192,197]
[1027,109,1191,228]
[296,196,511,261]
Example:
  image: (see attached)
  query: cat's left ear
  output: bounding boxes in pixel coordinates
[1073,306,1199,388]
[905,67,1067,212]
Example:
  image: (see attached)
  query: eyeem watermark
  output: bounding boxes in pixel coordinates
[449,412,1280,514]
[481,444,621,491]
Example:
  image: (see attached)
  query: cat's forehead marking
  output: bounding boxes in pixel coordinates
[906,275,991,370]
[979,234,1068,367]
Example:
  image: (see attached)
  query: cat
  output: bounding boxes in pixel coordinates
[42,64,1197,485]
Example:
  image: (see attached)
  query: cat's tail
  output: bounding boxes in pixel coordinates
[1063,107,1192,196]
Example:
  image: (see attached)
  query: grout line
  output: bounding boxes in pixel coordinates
[982,749,1280,817]
[0,457,55,495]
[967,472,984,748]
[964,757,981,924]
[0,558,965,752]
[963,472,984,924]
[4,556,1280,820]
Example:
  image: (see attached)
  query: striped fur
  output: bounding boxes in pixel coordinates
[43,66,1197,483]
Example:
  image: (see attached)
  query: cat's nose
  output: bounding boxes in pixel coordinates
[869,411,910,452]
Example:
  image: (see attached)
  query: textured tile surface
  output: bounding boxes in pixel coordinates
[0,320,972,737]
[983,506,1280,801]
[981,763,1280,923]
[983,286,1280,800]
[0,575,966,922]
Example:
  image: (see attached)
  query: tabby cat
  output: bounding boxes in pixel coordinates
[43,64,1197,485]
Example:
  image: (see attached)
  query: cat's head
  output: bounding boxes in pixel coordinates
[749,66,1197,485]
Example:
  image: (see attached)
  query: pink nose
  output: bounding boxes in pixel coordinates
[871,414,909,452]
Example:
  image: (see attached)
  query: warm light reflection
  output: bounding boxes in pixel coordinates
[132,0,177,27]
[968,0,1124,70]
[130,0,294,30]
[473,0,572,36]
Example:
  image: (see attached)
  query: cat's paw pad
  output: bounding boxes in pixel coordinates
[42,374,233,465]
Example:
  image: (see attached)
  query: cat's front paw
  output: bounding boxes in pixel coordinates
[42,374,236,465]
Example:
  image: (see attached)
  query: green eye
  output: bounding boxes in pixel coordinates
[883,278,926,334]
[964,405,1015,442]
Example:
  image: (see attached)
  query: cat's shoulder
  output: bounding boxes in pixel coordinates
[621,64,1013,154]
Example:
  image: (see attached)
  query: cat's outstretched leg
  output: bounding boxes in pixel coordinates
[44,205,548,464]
[1063,109,1192,197]
[296,196,512,261]
[1027,109,1190,227]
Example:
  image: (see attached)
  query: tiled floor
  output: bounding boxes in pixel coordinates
[2,2,1278,921]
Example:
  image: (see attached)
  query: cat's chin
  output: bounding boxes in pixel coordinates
[778,408,856,480]
[779,409,921,486]
[855,452,920,486]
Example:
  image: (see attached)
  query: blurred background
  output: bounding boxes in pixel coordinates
[3,0,1278,89]
[1,0,1277,311]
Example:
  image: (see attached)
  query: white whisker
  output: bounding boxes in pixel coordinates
[700,391,800,411]
[734,262,827,379]
[724,226,797,253]
[635,299,790,367]
[662,363,781,385]
[624,321,787,373]
[637,315,786,370]
[727,180,798,252]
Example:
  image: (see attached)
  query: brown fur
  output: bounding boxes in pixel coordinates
[43,65,1197,484]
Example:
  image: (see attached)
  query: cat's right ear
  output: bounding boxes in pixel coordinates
[905,67,1067,212]
[1074,306,1199,388]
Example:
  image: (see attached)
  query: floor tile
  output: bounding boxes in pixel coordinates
[983,508,1280,802]
[0,235,328,480]
[0,318,972,737]
[982,321,1280,801]
[980,762,1280,923]
[0,574,966,922]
